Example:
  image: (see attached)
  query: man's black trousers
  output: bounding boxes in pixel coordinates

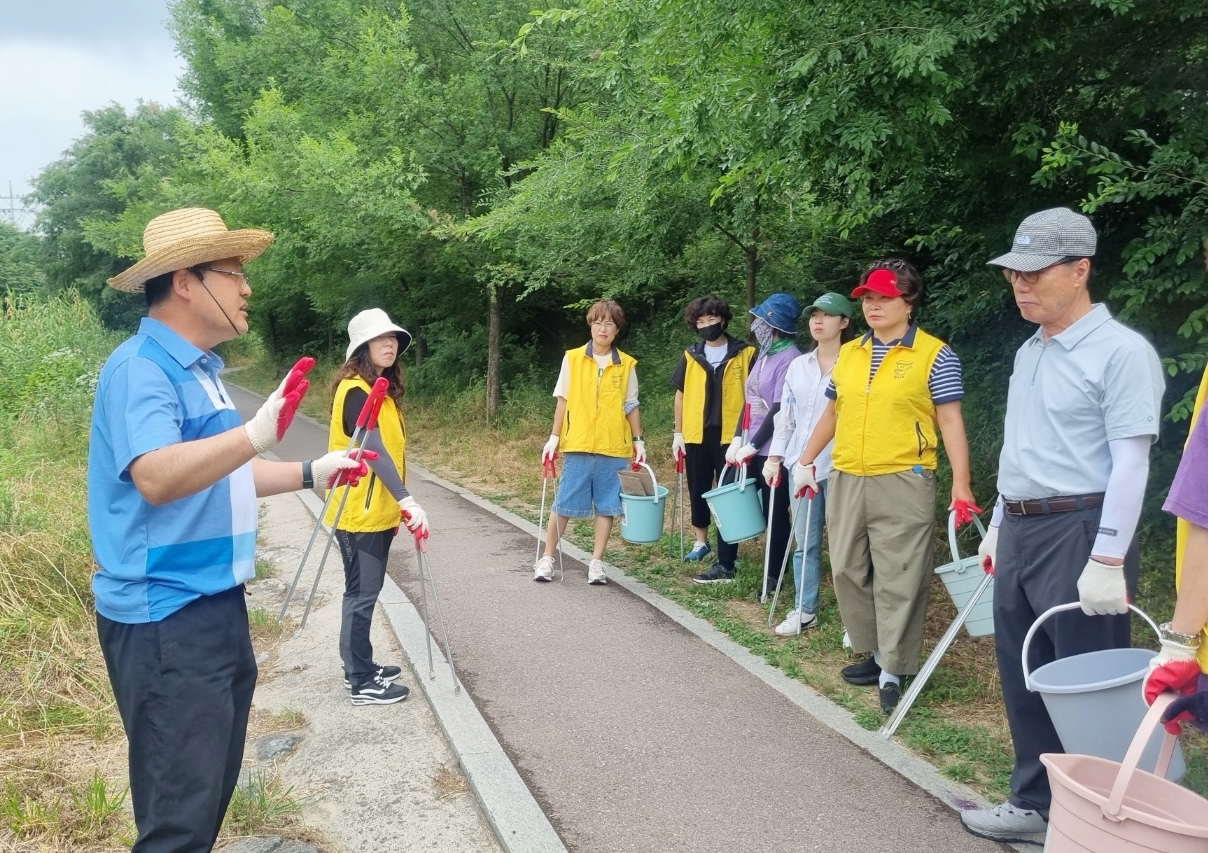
[97,585,257,853]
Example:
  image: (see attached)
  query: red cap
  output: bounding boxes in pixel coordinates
[852,268,904,298]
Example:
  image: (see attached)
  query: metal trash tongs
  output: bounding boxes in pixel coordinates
[406,520,461,694]
[278,376,390,631]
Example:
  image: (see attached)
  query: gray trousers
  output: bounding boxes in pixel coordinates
[993,507,1138,814]
[827,469,937,675]
[336,528,395,681]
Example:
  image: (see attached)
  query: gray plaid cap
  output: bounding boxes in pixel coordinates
[987,207,1097,272]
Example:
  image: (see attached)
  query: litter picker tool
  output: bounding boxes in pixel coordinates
[880,509,990,739]
[675,449,685,562]
[535,454,566,581]
[767,484,811,630]
[278,376,389,629]
[407,521,461,694]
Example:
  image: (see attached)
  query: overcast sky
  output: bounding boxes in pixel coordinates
[0,0,185,225]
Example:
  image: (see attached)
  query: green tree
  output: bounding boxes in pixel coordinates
[0,223,44,294]
[29,102,188,330]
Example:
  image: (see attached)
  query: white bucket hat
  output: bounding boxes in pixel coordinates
[106,208,274,292]
[346,308,412,361]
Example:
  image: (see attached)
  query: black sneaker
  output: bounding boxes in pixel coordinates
[841,656,881,685]
[344,663,403,690]
[879,681,902,714]
[350,674,410,705]
[692,563,736,584]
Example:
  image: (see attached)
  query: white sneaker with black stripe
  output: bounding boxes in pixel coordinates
[350,673,410,705]
[343,663,402,690]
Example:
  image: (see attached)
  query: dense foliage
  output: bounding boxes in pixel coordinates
[14,0,1208,549]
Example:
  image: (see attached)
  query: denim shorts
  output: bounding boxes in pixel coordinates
[553,452,628,518]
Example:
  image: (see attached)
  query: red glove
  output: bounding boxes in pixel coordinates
[1144,636,1201,735]
[312,449,378,490]
[952,500,982,527]
[244,356,315,453]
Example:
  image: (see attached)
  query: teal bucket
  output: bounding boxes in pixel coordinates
[619,463,670,544]
[702,465,765,544]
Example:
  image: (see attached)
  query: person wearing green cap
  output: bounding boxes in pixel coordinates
[766,293,856,634]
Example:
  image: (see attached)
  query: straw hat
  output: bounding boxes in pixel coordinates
[346,308,413,361]
[106,208,274,293]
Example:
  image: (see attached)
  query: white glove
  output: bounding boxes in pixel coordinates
[734,443,758,466]
[311,449,374,490]
[762,458,782,487]
[978,525,999,573]
[791,463,818,499]
[399,496,429,537]
[633,440,647,465]
[724,436,744,465]
[672,432,687,461]
[1077,557,1129,616]
[542,434,560,464]
[244,357,313,454]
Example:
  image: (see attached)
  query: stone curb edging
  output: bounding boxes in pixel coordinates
[399,462,1038,853]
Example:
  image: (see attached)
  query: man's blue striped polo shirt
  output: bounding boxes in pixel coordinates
[88,317,257,624]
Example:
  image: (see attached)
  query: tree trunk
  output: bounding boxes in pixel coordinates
[414,336,425,368]
[746,239,759,319]
[486,283,502,421]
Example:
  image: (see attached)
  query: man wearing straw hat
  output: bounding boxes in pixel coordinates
[88,207,369,852]
[960,208,1165,843]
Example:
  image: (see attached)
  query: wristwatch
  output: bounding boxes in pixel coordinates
[301,460,314,490]
[1158,622,1202,647]
[633,435,644,443]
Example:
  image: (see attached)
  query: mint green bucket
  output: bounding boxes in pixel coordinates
[620,463,670,544]
[702,464,765,544]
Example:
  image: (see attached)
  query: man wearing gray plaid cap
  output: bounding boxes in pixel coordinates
[960,208,1166,843]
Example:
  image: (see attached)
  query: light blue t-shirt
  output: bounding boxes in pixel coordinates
[998,304,1165,500]
[88,317,257,624]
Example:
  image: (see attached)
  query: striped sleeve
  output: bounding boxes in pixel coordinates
[825,378,837,400]
[928,346,964,404]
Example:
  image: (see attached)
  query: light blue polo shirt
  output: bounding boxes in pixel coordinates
[997,304,1164,500]
[88,317,257,624]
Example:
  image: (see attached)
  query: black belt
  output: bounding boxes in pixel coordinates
[1003,494,1104,516]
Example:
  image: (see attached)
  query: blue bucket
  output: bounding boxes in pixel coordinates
[620,463,669,544]
[702,464,765,544]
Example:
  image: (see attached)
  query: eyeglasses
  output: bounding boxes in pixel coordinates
[1001,257,1081,285]
[195,266,250,285]
[590,320,618,328]
[866,258,911,272]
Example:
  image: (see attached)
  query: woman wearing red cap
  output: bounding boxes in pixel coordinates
[792,260,976,714]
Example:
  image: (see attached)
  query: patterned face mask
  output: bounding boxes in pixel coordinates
[751,317,774,349]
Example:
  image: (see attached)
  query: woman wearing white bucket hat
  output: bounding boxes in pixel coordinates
[326,308,425,705]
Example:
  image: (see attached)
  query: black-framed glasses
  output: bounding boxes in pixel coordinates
[1001,257,1081,285]
[193,266,249,285]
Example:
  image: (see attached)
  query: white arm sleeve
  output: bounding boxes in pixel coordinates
[1091,434,1151,559]
[768,375,793,458]
[990,494,1004,528]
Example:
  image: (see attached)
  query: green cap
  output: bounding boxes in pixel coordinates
[809,292,855,319]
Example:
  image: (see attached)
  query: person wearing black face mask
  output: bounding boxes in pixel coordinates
[670,296,756,579]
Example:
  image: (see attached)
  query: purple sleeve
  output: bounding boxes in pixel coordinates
[1165,413,1208,528]
[765,350,796,404]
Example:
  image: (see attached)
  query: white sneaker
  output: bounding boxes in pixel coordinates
[533,555,554,582]
[587,559,608,585]
[774,609,818,635]
[960,801,1047,843]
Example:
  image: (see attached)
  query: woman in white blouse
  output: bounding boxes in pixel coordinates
[765,293,855,634]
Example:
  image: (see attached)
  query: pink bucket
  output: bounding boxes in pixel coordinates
[1041,693,1208,853]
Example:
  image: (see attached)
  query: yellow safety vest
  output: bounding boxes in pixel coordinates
[681,342,755,444]
[830,327,946,476]
[561,344,637,458]
[324,376,407,533]
[1175,366,1208,673]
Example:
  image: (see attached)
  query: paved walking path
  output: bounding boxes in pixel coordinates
[232,382,1012,852]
